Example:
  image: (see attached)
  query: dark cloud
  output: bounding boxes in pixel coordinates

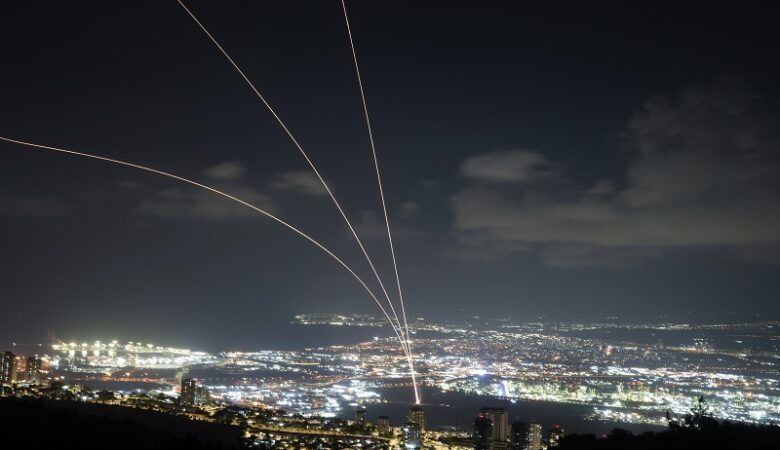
[116,180,144,190]
[0,192,70,217]
[137,185,276,221]
[450,78,780,267]
[399,201,420,218]
[135,161,276,220]
[352,209,422,242]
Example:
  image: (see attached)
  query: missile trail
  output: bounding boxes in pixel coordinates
[341,0,419,404]
[0,135,410,353]
[174,0,409,355]
[340,0,407,339]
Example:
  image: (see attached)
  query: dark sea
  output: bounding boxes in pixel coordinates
[349,385,665,435]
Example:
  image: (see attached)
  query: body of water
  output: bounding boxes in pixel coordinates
[349,385,666,435]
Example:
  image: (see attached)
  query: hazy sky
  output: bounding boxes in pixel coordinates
[1,1,779,350]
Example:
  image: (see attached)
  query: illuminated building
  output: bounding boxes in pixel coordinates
[407,405,425,433]
[548,425,564,447]
[1,351,17,385]
[181,377,196,405]
[480,408,509,449]
[356,409,367,428]
[510,421,543,450]
[25,355,41,384]
[473,415,493,450]
[527,423,542,450]
[402,422,422,450]
[377,416,391,436]
[180,377,209,406]
[510,421,527,450]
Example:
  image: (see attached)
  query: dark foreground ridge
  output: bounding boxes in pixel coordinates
[558,416,780,450]
[0,397,240,450]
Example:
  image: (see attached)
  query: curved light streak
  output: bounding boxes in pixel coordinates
[0,135,410,351]
[174,0,409,355]
[341,0,419,404]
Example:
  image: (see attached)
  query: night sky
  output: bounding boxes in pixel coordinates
[2,1,779,350]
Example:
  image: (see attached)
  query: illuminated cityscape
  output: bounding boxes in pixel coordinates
[2,1,780,449]
[2,314,779,448]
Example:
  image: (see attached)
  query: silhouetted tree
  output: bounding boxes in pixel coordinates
[559,396,780,450]
[98,390,117,402]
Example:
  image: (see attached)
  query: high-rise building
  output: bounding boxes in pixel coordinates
[25,355,41,384]
[195,385,210,405]
[510,421,527,450]
[407,405,425,433]
[548,425,564,447]
[181,377,195,404]
[377,416,391,437]
[526,423,542,450]
[510,421,543,450]
[356,409,367,429]
[402,422,422,450]
[1,351,17,385]
[480,408,509,449]
[473,415,493,450]
[180,378,209,406]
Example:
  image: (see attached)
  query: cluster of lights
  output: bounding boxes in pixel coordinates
[39,317,780,429]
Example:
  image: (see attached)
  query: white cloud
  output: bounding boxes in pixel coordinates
[204,161,246,180]
[450,77,780,267]
[461,149,549,182]
[270,170,329,197]
[354,210,386,240]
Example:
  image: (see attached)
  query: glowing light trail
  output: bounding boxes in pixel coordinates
[174,1,408,353]
[0,135,410,352]
[341,0,419,404]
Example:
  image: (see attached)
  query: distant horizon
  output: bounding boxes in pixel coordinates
[5,311,778,355]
